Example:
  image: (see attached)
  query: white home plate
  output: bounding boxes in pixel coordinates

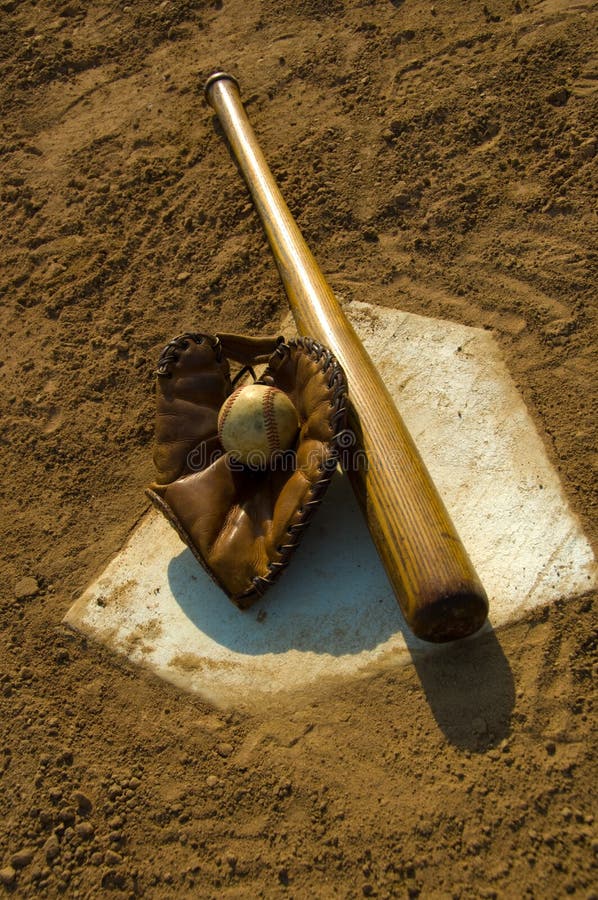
[65,303,596,708]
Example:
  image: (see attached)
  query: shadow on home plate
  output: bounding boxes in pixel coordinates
[166,471,515,748]
[166,474,409,657]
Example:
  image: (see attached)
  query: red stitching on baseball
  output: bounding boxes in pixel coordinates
[218,387,241,443]
[263,387,280,454]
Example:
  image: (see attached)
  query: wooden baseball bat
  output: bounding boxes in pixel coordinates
[204,71,488,642]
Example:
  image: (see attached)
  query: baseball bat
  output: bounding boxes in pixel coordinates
[204,71,488,642]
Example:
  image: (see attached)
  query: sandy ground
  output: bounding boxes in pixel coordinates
[1,0,596,897]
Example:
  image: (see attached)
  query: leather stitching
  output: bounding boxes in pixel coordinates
[155,332,222,377]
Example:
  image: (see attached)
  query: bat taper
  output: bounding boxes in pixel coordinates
[204,71,488,642]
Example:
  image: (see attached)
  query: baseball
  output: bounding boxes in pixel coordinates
[217,384,299,466]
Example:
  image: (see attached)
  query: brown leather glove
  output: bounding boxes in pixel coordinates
[147,332,348,608]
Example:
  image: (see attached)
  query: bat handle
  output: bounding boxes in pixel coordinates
[204,71,489,643]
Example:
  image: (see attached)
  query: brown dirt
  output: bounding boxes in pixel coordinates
[1,0,596,897]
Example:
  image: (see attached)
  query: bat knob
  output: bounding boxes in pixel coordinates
[204,71,240,105]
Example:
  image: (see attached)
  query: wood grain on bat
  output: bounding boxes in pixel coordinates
[204,72,488,642]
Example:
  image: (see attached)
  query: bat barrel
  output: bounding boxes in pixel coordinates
[204,71,488,642]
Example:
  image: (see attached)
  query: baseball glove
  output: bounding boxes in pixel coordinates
[146,331,348,608]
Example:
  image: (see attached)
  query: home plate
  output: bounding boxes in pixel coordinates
[65,302,596,708]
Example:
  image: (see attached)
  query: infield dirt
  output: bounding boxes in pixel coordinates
[1,0,596,897]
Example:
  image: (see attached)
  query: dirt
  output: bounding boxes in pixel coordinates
[1,0,597,896]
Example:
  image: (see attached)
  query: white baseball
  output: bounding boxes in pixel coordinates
[217,384,299,466]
